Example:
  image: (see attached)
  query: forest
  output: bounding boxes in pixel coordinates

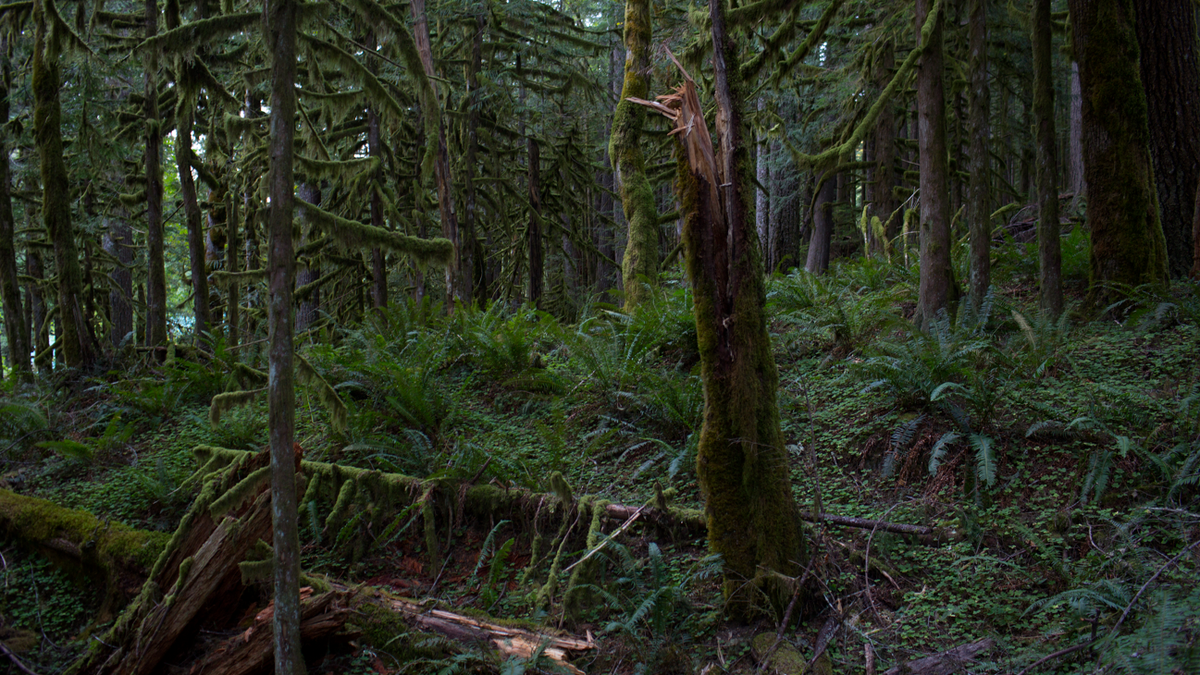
[0,0,1197,672]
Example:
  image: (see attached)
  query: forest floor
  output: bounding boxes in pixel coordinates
[2,233,1198,674]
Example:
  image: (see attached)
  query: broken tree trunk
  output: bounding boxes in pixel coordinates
[187,587,353,675]
[69,451,280,675]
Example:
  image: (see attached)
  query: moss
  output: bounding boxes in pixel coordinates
[0,489,167,570]
[751,633,808,674]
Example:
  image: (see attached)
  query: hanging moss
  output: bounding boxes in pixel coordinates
[209,388,265,428]
[294,154,379,183]
[137,11,258,54]
[296,196,453,266]
[295,353,347,433]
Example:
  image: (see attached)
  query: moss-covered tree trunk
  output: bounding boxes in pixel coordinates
[528,134,543,306]
[1069,61,1085,209]
[806,170,835,274]
[145,0,168,348]
[967,0,991,309]
[1068,0,1168,306]
[296,182,321,331]
[103,212,134,348]
[410,0,463,303]
[678,0,808,616]
[176,106,212,341]
[914,0,953,330]
[368,106,387,309]
[463,11,485,306]
[0,34,28,379]
[27,247,49,371]
[612,0,657,308]
[33,0,95,372]
[1032,0,1062,317]
[872,41,899,245]
[224,159,240,347]
[266,0,302,668]
[1132,0,1199,279]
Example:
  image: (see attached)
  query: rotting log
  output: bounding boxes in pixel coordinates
[0,489,167,619]
[881,638,995,675]
[187,587,354,675]
[361,587,593,675]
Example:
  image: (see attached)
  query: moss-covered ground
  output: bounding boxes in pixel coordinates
[1,231,1198,674]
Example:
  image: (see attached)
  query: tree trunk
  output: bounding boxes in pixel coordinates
[806,171,835,274]
[27,248,48,372]
[266,0,303,668]
[464,12,485,306]
[33,0,95,372]
[756,99,770,265]
[1132,0,1200,279]
[410,0,462,303]
[1069,0,1168,307]
[528,135,543,307]
[367,107,387,309]
[768,141,800,271]
[104,216,134,348]
[872,40,899,244]
[296,182,320,331]
[1033,0,1062,317]
[177,107,211,342]
[0,33,28,379]
[673,0,808,616]
[225,166,241,348]
[613,0,658,308]
[1069,61,1085,211]
[967,0,991,310]
[914,0,954,330]
[145,0,168,348]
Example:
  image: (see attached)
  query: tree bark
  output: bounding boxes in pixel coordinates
[33,0,95,372]
[613,0,658,308]
[967,0,991,310]
[296,182,320,331]
[768,143,800,271]
[464,12,485,306]
[1069,0,1168,307]
[0,33,28,379]
[145,0,168,348]
[1069,62,1085,209]
[756,99,770,264]
[674,0,809,616]
[1033,0,1062,317]
[266,0,303,669]
[103,215,134,348]
[225,163,241,348]
[806,171,835,274]
[1132,0,1200,279]
[367,106,387,309]
[410,0,462,304]
[873,41,899,245]
[528,135,543,307]
[915,0,954,330]
[27,248,48,372]
[176,106,211,342]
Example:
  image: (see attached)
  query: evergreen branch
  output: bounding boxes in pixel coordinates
[137,12,258,54]
[296,197,453,266]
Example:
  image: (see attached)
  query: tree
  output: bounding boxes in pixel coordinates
[33,0,96,372]
[265,0,302,670]
[966,0,991,310]
[1068,0,1168,306]
[0,32,29,379]
[915,0,953,329]
[144,0,168,348]
[1132,0,1199,279]
[1032,0,1062,317]
[611,0,657,308]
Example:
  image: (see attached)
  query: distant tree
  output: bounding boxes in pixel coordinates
[915,0,953,329]
[966,0,990,309]
[1032,0,1062,317]
[1068,0,1168,306]
[1132,0,1199,279]
[0,32,28,379]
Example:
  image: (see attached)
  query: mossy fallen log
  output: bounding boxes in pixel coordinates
[0,489,168,620]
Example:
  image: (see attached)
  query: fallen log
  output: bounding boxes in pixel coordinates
[366,589,594,675]
[0,489,168,619]
[882,638,995,675]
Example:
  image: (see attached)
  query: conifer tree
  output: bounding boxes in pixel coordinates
[1033,0,1062,317]
[915,0,953,329]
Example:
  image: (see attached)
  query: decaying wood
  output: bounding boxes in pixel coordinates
[187,587,353,675]
[373,591,593,675]
[882,638,994,675]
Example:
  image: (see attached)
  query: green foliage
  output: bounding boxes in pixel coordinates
[768,265,903,356]
[0,397,49,458]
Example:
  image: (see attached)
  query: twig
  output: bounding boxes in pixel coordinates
[0,639,42,675]
[563,505,645,573]
[1014,639,1098,675]
[753,556,817,675]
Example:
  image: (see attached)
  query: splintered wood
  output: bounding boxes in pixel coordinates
[379,593,594,675]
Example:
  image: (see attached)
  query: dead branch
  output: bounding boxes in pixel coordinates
[882,638,995,675]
